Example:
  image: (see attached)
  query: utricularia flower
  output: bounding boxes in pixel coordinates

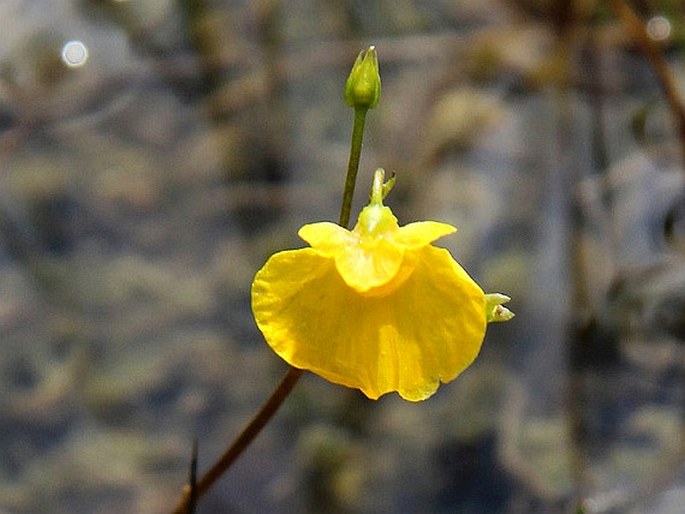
[252,169,513,401]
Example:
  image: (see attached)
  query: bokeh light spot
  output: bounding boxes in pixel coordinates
[646,15,671,42]
[61,40,89,68]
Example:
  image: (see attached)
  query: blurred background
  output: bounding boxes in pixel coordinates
[1,0,684,512]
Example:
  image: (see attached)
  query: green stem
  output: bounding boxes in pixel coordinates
[339,107,368,228]
[171,99,373,514]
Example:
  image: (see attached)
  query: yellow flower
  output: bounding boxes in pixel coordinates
[251,170,511,401]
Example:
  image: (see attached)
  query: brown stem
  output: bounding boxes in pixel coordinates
[608,0,685,171]
[171,367,304,514]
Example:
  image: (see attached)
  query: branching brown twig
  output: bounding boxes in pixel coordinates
[608,0,685,171]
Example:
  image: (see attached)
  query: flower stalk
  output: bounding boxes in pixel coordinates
[339,107,368,228]
[340,46,381,228]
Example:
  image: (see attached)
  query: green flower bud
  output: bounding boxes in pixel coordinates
[345,46,381,109]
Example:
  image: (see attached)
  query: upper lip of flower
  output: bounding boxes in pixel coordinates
[298,192,462,296]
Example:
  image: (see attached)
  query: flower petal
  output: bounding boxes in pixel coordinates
[334,238,405,293]
[372,246,486,400]
[298,221,410,294]
[394,221,456,249]
[251,245,486,401]
[251,248,333,362]
[298,222,355,256]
